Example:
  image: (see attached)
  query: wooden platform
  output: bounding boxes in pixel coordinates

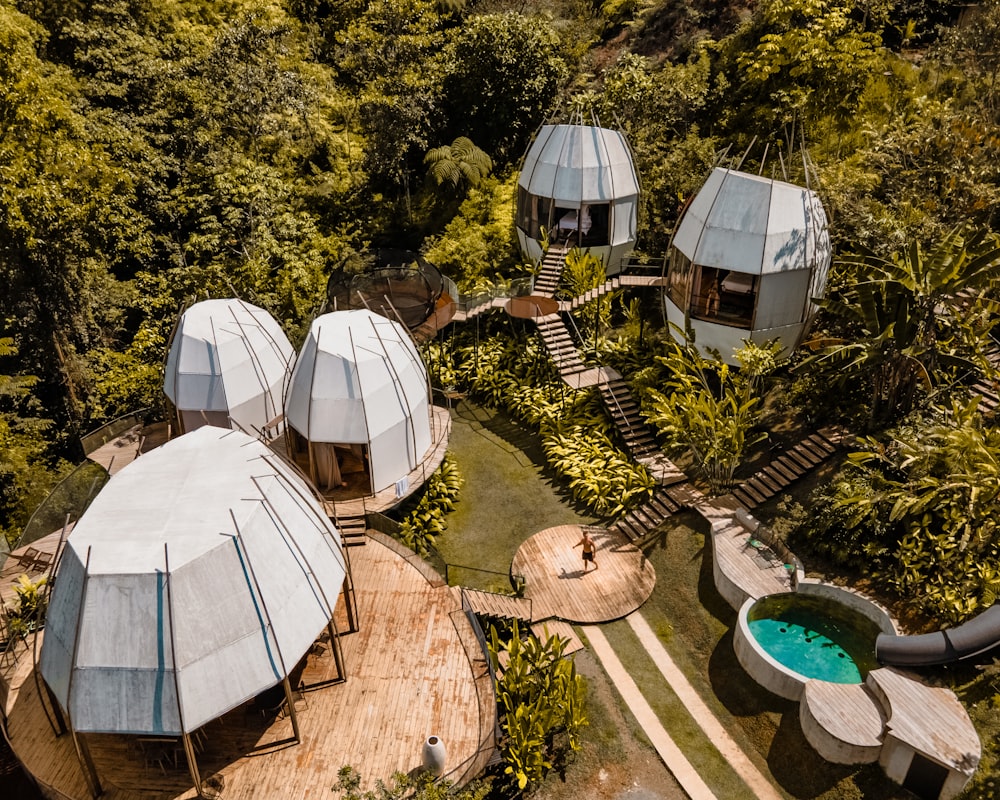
[709,517,794,610]
[322,406,452,518]
[5,536,495,799]
[867,667,980,776]
[86,422,171,476]
[802,681,886,752]
[512,525,656,624]
[0,530,64,611]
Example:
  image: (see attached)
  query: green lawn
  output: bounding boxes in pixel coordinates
[435,400,906,799]
[434,400,596,591]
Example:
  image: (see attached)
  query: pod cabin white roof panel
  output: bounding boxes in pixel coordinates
[163,298,294,433]
[519,124,640,204]
[672,168,830,275]
[39,427,346,735]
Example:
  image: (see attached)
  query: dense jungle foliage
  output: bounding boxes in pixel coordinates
[4,0,1000,698]
[6,0,1000,794]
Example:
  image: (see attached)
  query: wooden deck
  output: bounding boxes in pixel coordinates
[867,667,980,775]
[512,525,656,624]
[5,535,495,799]
[802,681,886,750]
[0,530,64,611]
[709,517,794,609]
[86,422,171,476]
[322,406,452,518]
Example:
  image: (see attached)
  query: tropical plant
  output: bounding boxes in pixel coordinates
[6,574,49,634]
[442,13,567,164]
[397,454,463,556]
[796,398,1000,621]
[332,764,488,799]
[488,620,587,791]
[541,424,654,518]
[561,248,613,334]
[420,173,521,290]
[722,0,884,130]
[801,225,1000,425]
[646,337,779,492]
[424,136,493,192]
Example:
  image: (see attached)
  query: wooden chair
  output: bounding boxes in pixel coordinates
[15,547,42,569]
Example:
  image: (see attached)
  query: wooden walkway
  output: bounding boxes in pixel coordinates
[86,422,170,476]
[512,525,656,624]
[731,427,849,510]
[5,536,495,799]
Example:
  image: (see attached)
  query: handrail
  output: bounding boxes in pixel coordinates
[561,308,588,353]
[598,373,635,437]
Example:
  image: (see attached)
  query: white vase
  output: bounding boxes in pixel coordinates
[422,735,447,777]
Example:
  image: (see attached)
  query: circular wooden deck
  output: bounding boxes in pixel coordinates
[4,537,494,799]
[512,525,656,624]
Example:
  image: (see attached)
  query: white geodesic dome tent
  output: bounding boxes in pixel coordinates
[163,298,294,437]
[516,123,640,274]
[664,168,832,364]
[39,426,346,741]
[284,309,432,494]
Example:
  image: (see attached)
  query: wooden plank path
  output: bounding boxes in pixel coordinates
[512,525,656,624]
[4,536,495,799]
[86,422,170,476]
[731,426,849,510]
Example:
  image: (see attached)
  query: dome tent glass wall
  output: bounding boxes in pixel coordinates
[664,167,832,365]
[163,298,295,438]
[284,309,432,495]
[516,121,640,274]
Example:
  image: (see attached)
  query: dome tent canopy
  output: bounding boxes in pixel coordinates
[284,309,432,494]
[516,122,640,272]
[671,167,831,276]
[39,426,346,736]
[518,123,640,205]
[664,167,832,365]
[163,298,295,436]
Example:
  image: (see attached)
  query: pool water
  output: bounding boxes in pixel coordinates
[747,593,881,684]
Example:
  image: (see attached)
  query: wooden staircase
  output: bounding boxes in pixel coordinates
[968,340,1000,414]
[535,314,590,380]
[333,511,368,547]
[606,486,685,542]
[731,426,850,510]
[598,377,659,458]
[533,245,568,297]
[461,588,533,623]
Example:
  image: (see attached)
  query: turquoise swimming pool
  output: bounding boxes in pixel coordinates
[746,593,881,684]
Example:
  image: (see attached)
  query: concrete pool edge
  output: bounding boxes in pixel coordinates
[734,585,895,701]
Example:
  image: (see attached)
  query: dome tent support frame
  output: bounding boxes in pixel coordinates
[61,546,103,799]
[164,544,206,797]
[228,511,303,746]
[250,470,353,677]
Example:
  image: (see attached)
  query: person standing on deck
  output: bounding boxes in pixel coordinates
[574,530,599,573]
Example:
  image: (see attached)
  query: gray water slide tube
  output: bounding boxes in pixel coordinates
[875,604,1000,667]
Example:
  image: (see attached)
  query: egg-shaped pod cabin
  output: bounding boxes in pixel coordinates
[284,309,433,495]
[516,122,640,274]
[163,298,295,437]
[664,168,832,364]
[39,426,347,793]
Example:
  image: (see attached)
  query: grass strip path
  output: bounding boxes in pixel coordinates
[583,624,719,800]
[628,612,785,800]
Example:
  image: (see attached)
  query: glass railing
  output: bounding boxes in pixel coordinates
[16,460,110,549]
